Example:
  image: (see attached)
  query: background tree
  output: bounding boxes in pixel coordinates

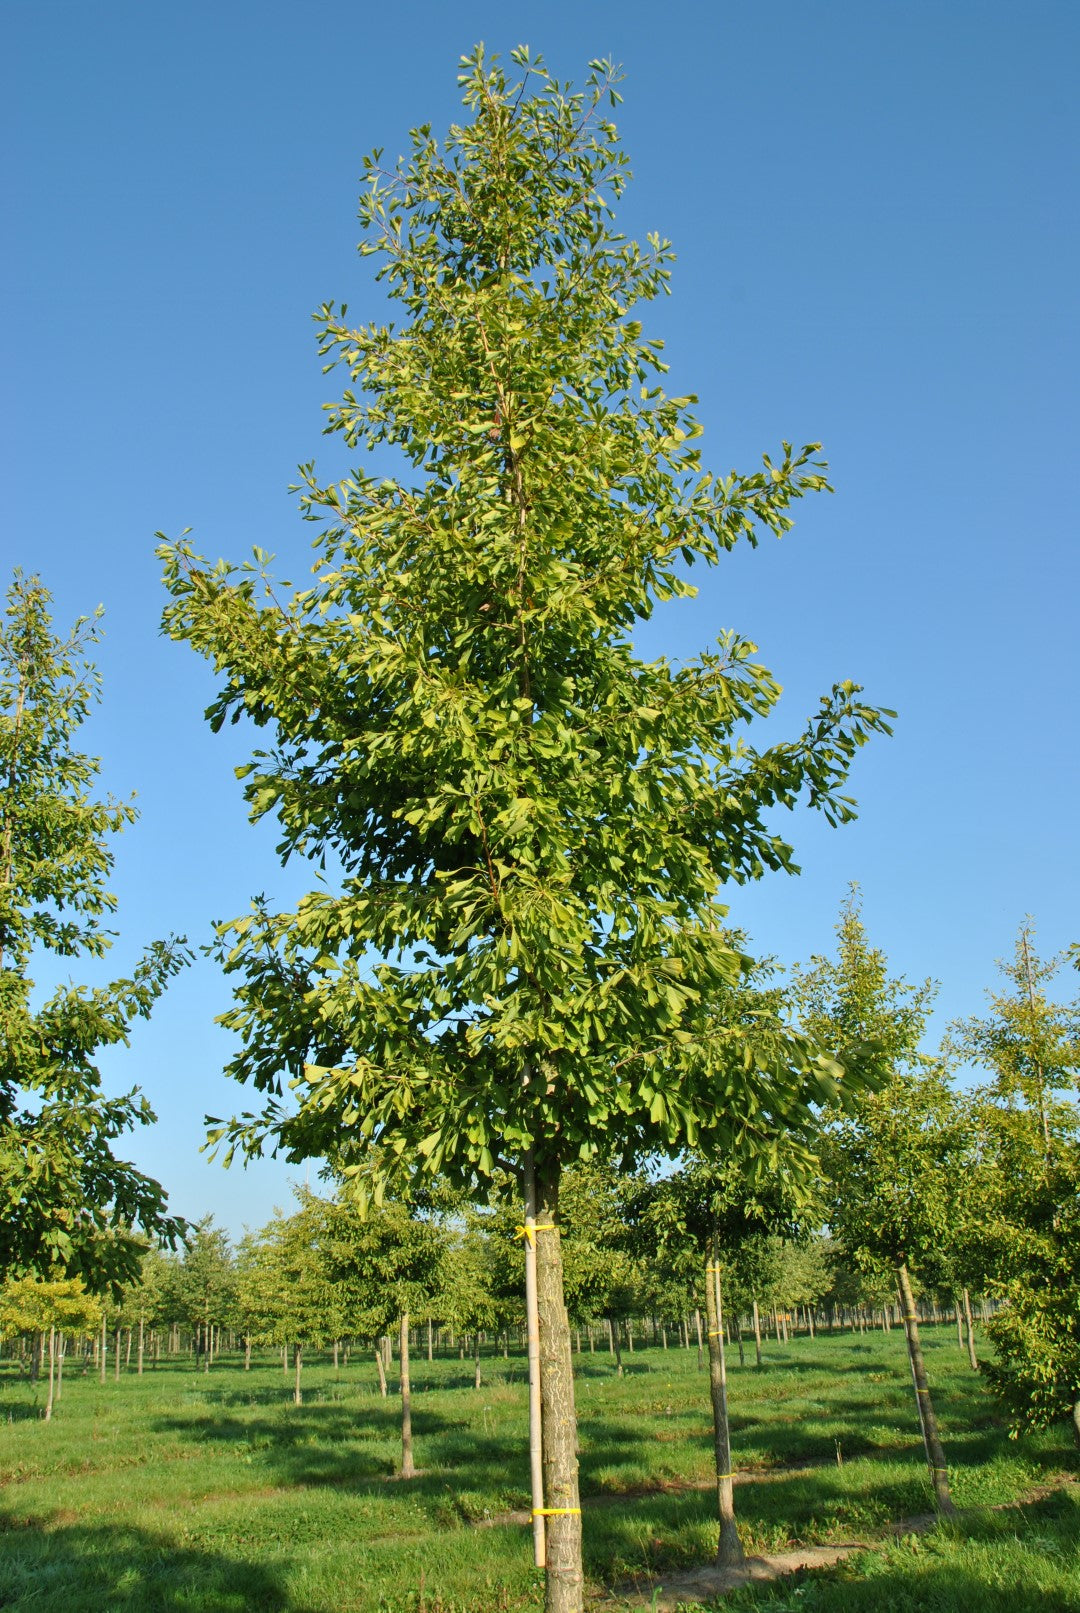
[0,572,189,1290]
[175,1218,235,1371]
[323,1192,446,1476]
[793,891,971,1515]
[159,48,888,1611]
[244,1196,344,1403]
[947,926,1080,1442]
[643,1152,812,1565]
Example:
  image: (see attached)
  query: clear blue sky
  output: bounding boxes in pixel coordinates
[5,1,1078,1238]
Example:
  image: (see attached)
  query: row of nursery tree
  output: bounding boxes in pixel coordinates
[2,46,1078,1611]
[6,902,1079,1496]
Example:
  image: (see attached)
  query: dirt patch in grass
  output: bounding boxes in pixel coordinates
[609,1475,1079,1609]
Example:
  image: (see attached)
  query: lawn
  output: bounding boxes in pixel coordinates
[0,1326,1076,1610]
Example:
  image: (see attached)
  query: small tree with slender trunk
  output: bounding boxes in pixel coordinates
[793,889,972,1516]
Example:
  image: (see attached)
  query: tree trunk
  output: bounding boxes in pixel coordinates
[523,1150,547,1571]
[114,1328,121,1381]
[56,1334,66,1402]
[751,1300,763,1367]
[99,1314,107,1384]
[962,1289,978,1370]
[897,1263,955,1515]
[399,1312,415,1477]
[704,1249,742,1567]
[333,1338,339,1372]
[293,1342,303,1406]
[374,1343,387,1397]
[137,1318,145,1377]
[1072,1399,1080,1450]
[44,1329,56,1422]
[473,1330,482,1390]
[535,1157,583,1613]
[244,1336,252,1370]
[427,1318,433,1363]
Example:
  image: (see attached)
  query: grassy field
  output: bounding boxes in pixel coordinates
[0,1326,1077,1610]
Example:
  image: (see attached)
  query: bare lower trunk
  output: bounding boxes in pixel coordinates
[427,1319,433,1363]
[523,1150,546,1570]
[374,1344,387,1398]
[473,1331,482,1390]
[751,1300,762,1367]
[1072,1399,1080,1450]
[244,1337,252,1370]
[44,1329,56,1422]
[962,1289,978,1370]
[293,1342,303,1406]
[535,1157,583,1613]
[99,1314,106,1385]
[705,1249,742,1566]
[399,1313,414,1478]
[56,1335,65,1402]
[897,1263,955,1515]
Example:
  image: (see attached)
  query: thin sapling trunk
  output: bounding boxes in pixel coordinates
[704,1247,742,1567]
[897,1263,955,1515]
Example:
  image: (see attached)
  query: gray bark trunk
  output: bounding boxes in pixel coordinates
[399,1312,414,1477]
[897,1263,955,1515]
[705,1249,742,1566]
[535,1158,583,1613]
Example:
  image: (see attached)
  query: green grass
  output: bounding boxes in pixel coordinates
[0,1327,1076,1610]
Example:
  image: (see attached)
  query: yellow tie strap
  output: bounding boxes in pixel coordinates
[708,1330,722,1338]
[716,1472,735,1481]
[533,1506,581,1516]
[514,1224,556,1247]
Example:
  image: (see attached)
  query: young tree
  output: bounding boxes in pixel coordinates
[793,891,970,1515]
[0,572,188,1290]
[242,1197,345,1403]
[159,50,888,1610]
[947,926,1080,1442]
[644,1155,812,1564]
[322,1192,445,1475]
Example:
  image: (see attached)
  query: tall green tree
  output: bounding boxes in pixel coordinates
[793,891,970,1515]
[0,573,188,1291]
[947,925,1080,1443]
[159,49,888,1610]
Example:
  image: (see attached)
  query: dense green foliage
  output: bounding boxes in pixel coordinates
[158,48,888,1201]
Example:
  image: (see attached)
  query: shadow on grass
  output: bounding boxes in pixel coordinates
[0,1510,316,1613]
